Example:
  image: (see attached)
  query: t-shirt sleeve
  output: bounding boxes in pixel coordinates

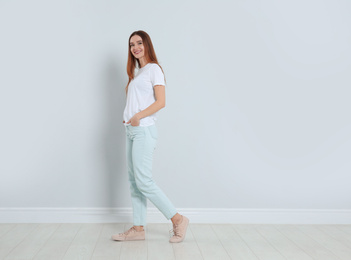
[150,65,165,87]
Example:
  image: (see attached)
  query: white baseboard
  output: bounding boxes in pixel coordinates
[0,207,350,224]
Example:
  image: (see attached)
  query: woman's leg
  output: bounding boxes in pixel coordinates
[128,124,178,223]
[126,126,147,228]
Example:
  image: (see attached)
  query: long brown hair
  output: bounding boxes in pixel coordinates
[125,30,166,95]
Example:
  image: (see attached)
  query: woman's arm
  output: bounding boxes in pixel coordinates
[136,85,165,119]
[125,85,165,125]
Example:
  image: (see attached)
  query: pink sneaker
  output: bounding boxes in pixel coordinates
[169,215,189,243]
[111,226,145,241]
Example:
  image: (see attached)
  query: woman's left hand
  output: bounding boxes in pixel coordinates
[126,114,141,126]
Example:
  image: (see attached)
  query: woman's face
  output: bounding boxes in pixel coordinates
[130,35,145,59]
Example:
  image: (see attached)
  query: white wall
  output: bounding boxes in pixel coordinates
[1,0,350,223]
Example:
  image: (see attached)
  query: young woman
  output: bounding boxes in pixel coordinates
[111,30,189,243]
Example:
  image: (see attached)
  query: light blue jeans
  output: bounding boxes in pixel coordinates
[125,124,177,226]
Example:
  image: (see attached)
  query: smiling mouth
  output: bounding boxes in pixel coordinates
[134,51,141,54]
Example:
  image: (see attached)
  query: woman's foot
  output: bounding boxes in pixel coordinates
[171,213,183,225]
[169,214,190,243]
[133,225,144,231]
[111,226,145,241]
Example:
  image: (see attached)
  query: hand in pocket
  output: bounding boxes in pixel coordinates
[126,115,140,126]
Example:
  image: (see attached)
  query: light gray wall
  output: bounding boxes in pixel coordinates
[1,0,350,212]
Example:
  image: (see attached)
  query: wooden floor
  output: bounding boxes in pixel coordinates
[0,223,351,259]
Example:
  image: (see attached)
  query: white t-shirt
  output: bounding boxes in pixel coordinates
[123,63,166,127]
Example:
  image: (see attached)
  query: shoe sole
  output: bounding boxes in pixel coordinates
[112,237,145,241]
[111,232,145,241]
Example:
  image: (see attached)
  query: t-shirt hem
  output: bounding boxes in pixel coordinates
[153,83,165,87]
[124,123,156,127]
